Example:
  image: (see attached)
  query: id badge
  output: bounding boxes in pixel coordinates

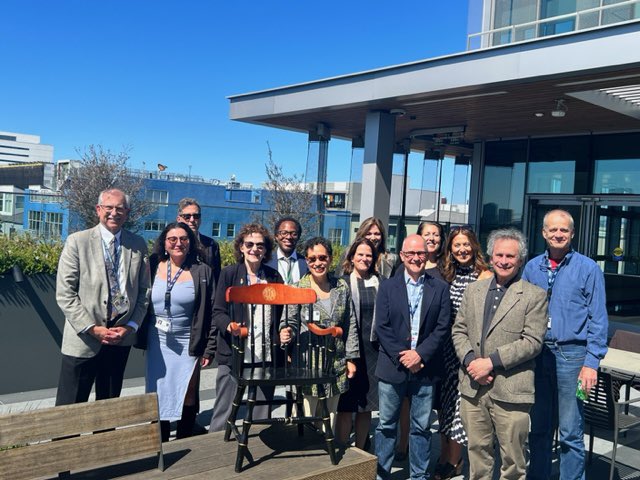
[155,317,171,333]
[112,293,130,316]
[547,316,552,329]
[312,309,320,322]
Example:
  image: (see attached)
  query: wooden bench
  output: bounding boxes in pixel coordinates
[0,393,164,480]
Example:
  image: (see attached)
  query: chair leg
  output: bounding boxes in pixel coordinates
[225,384,246,442]
[317,385,338,466]
[235,385,257,473]
[285,388,294,418]
[295,386,305,436]
[609,426,620,480]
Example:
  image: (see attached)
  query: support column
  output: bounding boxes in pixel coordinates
[359,111,396,229]
[306,123,331,236]
[467,141,484,230]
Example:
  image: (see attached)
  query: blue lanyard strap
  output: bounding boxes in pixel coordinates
[164,262,184,314]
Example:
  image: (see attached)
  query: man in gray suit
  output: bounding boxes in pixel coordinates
[55,188,150,405]
[452,228,547,480]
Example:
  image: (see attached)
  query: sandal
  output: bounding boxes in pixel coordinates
[433,458,463,480]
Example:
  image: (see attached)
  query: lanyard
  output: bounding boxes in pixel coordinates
[164,262,184,315]
[408,280,423,320]
[546,257,565,299]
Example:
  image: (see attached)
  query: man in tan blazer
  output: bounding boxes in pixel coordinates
[452,228,547,480]
[55,188,150,405]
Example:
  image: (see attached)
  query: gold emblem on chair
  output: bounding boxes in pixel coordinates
[262,286,277,302]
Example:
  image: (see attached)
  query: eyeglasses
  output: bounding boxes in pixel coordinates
[401,250,428,259]
[179,213,201,220]
[166,236,190,245]
[307,255,329,263]
[277,230,299,238]
[99,205,127,215]
[243,241,266,250]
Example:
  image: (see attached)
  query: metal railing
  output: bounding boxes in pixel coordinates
[467,0,640,50]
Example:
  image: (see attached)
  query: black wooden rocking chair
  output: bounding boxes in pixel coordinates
[223,283,342,472]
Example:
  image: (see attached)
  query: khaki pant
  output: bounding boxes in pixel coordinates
[461,392,531,480]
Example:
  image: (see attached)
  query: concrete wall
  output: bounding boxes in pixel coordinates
[0,273,144,395]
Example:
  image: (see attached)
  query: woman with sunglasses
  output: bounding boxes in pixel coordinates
[208,223,283,433]
[435,226,491,480]
[280,237,359,433]
[138,222,215,442]
[335,237,380,451]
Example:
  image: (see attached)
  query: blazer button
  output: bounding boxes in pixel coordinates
[103,300,107,305]
[476,342,480,346]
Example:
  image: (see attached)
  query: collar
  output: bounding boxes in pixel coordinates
[98,224,122,244]
[540,248,574,269]
[489,273,520,291]
[404,270,425,286]
[277,247,298,261]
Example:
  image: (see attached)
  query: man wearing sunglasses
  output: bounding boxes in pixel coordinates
[177,198,221,283]
[265,216,308,285]
[375,234,450,480]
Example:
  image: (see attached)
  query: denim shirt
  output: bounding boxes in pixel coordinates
[522,249,608,369]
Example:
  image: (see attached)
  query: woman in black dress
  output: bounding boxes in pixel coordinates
[335,237,380,450]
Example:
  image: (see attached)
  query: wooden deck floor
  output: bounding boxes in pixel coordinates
[59,424,377,480]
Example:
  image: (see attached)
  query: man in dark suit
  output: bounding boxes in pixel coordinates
[265,216,308,285]
[452,228,547,479]
[177,198,221,283]
[375,234,450,480]
[55,188,151,405]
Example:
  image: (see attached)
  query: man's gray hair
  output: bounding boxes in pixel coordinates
[178,197,200,214]
[543,209,575,231]
[486,228,528,262]
[97,188,130,209]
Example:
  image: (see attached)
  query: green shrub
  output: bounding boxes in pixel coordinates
[0,235,63,275]
[219,240,236,267]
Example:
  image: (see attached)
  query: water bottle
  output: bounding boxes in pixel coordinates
[576,379,588,401]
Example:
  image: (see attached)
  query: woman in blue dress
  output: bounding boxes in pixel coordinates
[138,222,215,442]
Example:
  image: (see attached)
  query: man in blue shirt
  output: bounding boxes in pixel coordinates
[374,234,450,480]
[523,209,608,480]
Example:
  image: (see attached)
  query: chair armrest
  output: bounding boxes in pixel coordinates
[307,322,343,338]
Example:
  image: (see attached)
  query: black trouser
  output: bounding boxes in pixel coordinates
[55,345,131,405]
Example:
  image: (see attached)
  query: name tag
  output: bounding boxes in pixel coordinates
[112,293,130,316]
[155,317,171,333]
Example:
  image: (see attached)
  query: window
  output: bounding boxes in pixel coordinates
[145,189,169,206]
[212,222,221,237]
[226,223,235,237]
[144,220,167,232]
[46,212,63,237]
[15,195,24,212]
[324,193,346,209]
[28,211,43,232]
[0,193,13,214]
[328,228,342,244]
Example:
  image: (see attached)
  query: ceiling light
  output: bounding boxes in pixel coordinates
[551,99,568,118]
[535,112,544,117]
[390,108,406,116]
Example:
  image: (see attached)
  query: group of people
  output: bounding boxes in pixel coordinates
[54,187,608,480]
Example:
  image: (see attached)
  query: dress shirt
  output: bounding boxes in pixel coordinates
[404,270,425,350]
[276,248,302,285]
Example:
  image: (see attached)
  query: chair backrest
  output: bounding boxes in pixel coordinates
[0,393,163,480]
[610,329,640,354]
[225,284,342,381]
[584,372,616,430]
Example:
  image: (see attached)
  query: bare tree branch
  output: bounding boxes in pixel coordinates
[60,145,154,232]
[263,142,319,241]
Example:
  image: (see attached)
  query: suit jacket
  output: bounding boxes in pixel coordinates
[451,277,548,404]
[265,249,308,284]
[135,254,216,358]
[56,225,151,358]
[375,269,451,384]
[199,233,221,284]
[212,262,283,366]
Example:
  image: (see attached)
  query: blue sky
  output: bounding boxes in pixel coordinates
[1,0,471,191]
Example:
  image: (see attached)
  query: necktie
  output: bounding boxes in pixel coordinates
[106,237,120,320]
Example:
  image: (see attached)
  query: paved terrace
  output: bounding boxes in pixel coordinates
[2,367,638,479]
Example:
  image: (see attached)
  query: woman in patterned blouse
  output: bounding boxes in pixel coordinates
[435,226,491,480]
